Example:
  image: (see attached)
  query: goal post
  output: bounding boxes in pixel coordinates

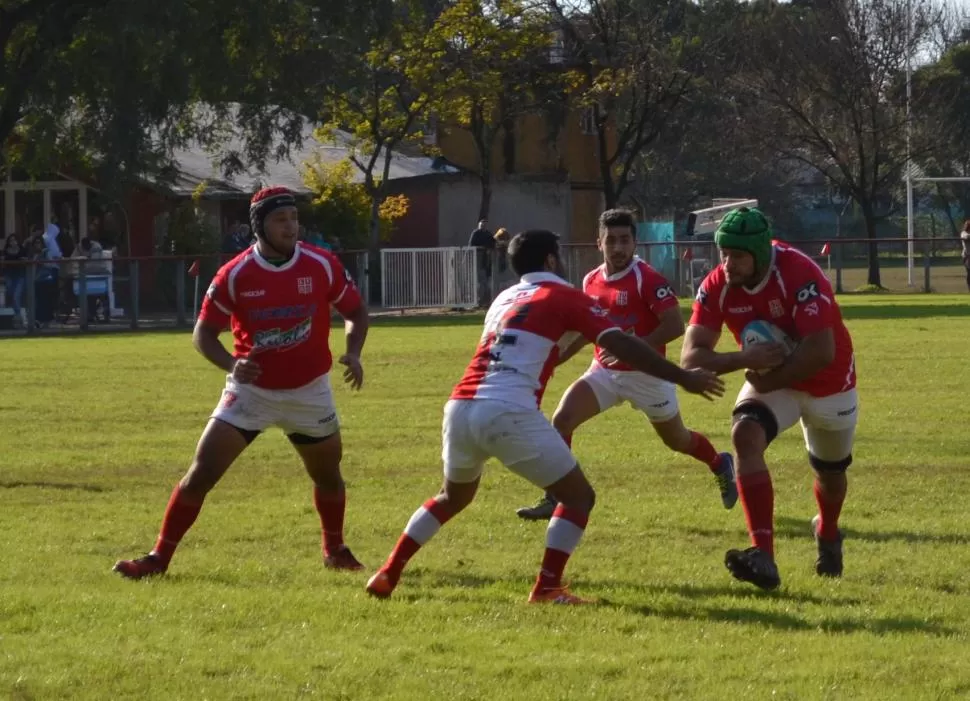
[681,198,758,294]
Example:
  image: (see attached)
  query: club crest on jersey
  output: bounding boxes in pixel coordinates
[769,299,784,318]
[253,318,312,351]
[297,276,313,295]
[614,290,628,306]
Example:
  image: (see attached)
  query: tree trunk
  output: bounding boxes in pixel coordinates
[478,174,492,222]
[860,199,882,288]
[595,115,617,209]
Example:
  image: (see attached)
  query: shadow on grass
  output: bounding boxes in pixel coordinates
[774,515,970,546]
[840,303,970,320]
[0,480,108,493]
[604,599,955,636]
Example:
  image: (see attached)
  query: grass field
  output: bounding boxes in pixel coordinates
[2,295,970,700]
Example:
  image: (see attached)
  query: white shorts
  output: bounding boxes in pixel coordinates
[581,362,680,423]
[441,399,576,488]
[211,373,340,439]
[735,384,859,464]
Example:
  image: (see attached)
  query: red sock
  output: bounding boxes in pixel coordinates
[687,431,721,471]
[153,485,205,565]
[534,505,589,592]
[383,498,454,584]
[814,478,846,540]
[313,487,346,555]
[737,470,774,556]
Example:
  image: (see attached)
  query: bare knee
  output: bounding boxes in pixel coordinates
[552,408,579,436]
[731,419,768,459]
[440,480,478,513]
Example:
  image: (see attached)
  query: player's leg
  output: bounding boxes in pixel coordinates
[367,400,486,599]
[723,385,800,590]
[113,418,256,579]
[492,408,596,604]
[515,374,607,521]
[625,375,737,509]
[278,373,362,569]
[290,431,364,570]
[802,390,859,577]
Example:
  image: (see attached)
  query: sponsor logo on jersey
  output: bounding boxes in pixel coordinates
[655,284,675,300]
[728,305,754,314]
[796,280,820,303]
[253,317,312,351]
[249,303,318,322]
[240,289,266,298]
[696,288,708,305]
[804,301,820,316]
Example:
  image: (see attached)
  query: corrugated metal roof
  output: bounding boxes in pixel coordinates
[157,115,458,198]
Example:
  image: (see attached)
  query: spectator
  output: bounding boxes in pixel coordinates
[961,220,970,293]
[222,221,251,254]
[468,219,495,307]
[2,235,27,327]
[71,237,111,322]
[28,236,57,328]
[493,227,511,275]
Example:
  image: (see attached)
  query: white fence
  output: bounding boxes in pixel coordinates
[381,247,480,309]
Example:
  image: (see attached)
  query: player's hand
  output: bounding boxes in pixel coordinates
[231,357,261,385]
[339,354,364,390]
[678,367,725,401]
[742,342,787,371]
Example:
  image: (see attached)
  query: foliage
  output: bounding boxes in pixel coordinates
[159,200,221,256]
[545,0,707,209]
[424,0,556,219]
[303,158,410,249]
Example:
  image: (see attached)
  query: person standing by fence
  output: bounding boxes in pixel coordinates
[961,220,970,292]
[468,219,495,307]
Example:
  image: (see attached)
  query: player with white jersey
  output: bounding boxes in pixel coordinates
[515,209,737,521]
[114,186,370,579]
[681,207,858,590]
[365,230,725,604]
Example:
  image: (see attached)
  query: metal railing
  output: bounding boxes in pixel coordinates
[0,237,964,335]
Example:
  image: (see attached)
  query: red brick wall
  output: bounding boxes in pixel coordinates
[385,178,440,248]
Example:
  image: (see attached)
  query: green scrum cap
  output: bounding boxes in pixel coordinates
[714,207,773,271]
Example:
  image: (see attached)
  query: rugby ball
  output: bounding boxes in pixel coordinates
[741,320,796,373]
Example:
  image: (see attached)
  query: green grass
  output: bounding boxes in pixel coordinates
[2,295,970,700]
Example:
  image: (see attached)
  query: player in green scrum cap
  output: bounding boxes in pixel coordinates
[681,207,859,591]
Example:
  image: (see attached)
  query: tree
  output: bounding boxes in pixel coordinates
[302,159,410,250]
[545,0,707,209]
[317,0,433,261]
[1,0,381,193]
[731,0,944,287]
[424,0,555,220]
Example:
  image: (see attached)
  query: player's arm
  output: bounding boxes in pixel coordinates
[642,307,685,349]
[597,330,724,400]
[328,256,369,389]
[746,276,836,392]
[341,300,369,361]
[194,272,261,383]
[746,328,835,393]
[556,335,589,366]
